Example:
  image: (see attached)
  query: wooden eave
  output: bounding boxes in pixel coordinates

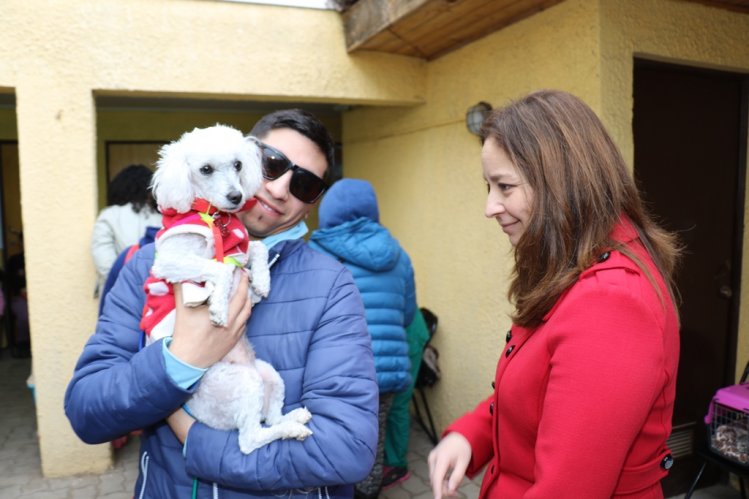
[342,0,749,61]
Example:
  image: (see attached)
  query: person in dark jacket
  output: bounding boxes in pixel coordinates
[98,225,159,316]
[309,178,416,499]
[65,110,378,499]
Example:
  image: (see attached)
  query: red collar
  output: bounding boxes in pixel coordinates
[190,197,257,215]
[191,198,221,216]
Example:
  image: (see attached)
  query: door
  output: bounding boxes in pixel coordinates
[0,142,28,357]
[633,60,747,495]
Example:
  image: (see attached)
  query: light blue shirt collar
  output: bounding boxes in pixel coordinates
[261,221,309,249]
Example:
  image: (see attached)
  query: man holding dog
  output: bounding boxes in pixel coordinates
[65,109,378,498]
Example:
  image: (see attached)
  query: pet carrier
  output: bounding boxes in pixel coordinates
[704,384,749,466]
[685,361,749,499]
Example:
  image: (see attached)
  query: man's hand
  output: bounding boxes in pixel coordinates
[168,273,253,368]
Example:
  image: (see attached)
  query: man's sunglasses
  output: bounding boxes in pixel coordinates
[249,137,328,204]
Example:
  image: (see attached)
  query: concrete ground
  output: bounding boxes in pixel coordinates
[0,353,742,498]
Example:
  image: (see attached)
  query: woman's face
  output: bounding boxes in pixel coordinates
[482,137,534,247]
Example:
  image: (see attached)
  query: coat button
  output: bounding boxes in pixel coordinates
[661,454,674,470]
[598,251,611,262]
[506,330,512,342]
[489,402,494,415]
[505,345,515,357]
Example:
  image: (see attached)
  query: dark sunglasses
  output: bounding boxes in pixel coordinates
[249,137,328,204]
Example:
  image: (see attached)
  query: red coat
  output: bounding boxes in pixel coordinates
[448,220,679,498]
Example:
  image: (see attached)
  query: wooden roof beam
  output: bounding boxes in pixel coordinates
[342,0,433,52]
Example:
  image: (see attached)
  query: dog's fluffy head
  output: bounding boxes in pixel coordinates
[152,124,263,214]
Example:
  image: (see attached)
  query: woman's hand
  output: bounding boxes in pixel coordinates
[166,407,195,444]
[168,273,253,368]
[428,432,472,499]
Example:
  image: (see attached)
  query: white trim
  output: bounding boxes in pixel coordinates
[218,0,336,10]
[138,452,149,499]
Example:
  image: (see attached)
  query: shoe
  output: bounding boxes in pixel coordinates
[354,487,381,499]
[381,466,411,490]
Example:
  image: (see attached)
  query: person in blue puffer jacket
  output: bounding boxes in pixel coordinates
[309,178,416,499]
[65,110,379,499]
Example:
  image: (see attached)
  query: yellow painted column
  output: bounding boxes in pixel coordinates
[16,82,110,475]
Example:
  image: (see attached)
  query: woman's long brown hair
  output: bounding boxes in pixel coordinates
[480,90,681,328]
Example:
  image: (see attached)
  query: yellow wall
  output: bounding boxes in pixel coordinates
[344,0,749,430]
[0,0,424,476]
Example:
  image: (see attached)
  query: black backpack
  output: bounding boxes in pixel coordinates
[416,307,441,388]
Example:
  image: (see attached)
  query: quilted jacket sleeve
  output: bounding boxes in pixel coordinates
[183,265,379,490]
[400,248,417,327]
[65,245,194,443]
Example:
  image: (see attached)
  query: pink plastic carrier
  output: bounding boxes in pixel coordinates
[704,383,749,466]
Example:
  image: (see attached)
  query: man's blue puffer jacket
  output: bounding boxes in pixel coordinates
[65,239,378,499]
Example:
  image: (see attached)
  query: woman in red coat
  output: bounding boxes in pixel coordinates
[429,90,681,499]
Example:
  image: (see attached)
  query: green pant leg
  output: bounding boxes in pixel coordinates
[384,309,431,468]
[384,377,417,468]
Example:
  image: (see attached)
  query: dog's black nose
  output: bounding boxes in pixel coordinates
[227,191,243,205]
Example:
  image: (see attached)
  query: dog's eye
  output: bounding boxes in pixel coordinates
[200,164,214,175]
[234,161,242,172]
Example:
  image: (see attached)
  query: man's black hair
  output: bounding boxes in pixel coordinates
[250,109,335,184]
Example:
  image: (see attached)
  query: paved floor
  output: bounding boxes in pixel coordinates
[0,353,742,498]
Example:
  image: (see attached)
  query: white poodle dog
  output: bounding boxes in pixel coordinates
[144,124,312,454]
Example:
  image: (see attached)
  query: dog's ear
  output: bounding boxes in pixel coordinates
[151,138,195,213]
[239,138,264,197]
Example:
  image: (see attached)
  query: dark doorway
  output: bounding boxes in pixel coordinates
[0,141,28,358]
[633,60,748,495]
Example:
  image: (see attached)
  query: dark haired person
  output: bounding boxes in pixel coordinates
[66,109,378,498]
[91,164,161,296]
[428,90,681,499]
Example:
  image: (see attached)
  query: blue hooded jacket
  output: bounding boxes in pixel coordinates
[309,179,416,393]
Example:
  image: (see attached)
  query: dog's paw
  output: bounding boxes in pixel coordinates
[247,241,271,299]
[249,288,264,305]
[209,307,228,327]
[250,277,270,300]
[182,281,212,307]
[286,407,312,425]
[285,422,313,441]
